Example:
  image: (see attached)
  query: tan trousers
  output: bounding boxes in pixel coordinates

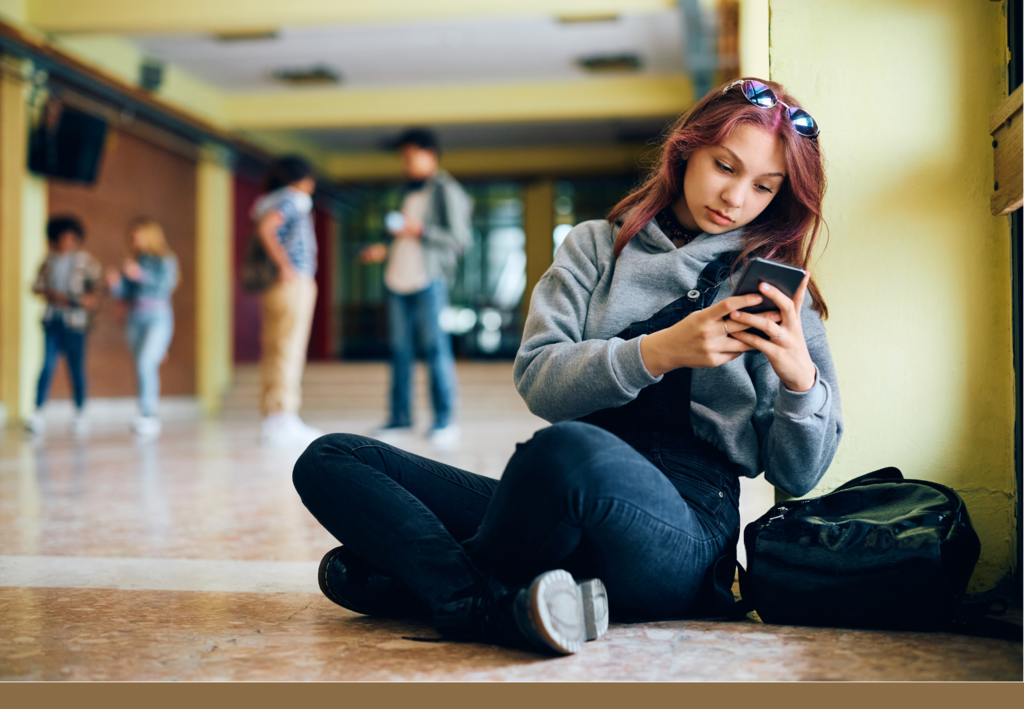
[259,276,318,416]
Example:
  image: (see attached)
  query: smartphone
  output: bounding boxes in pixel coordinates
[733,258,806,313]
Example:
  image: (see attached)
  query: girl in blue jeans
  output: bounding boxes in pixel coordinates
[107,218,179,437]
[294,79,843,655]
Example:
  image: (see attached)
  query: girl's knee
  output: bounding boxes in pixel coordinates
[292,432,368,495]
[529,421,619,457]
[507,422,625,490]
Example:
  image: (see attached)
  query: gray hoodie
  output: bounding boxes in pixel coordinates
[513,218,843,497]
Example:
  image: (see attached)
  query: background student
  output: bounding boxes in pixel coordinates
[26,215,102,437]
[359,128,473,446]
[106,217,179,437]
[252,156,323,447]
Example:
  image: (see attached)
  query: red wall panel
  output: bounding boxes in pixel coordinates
[45,129,196,399]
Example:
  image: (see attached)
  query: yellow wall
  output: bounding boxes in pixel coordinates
[738,0,768,78]
[195,152,234,414]
[0,59,47,423]
[51,35,228,127]
[16,175,46,419]
[0,0,25,23]
[224,75,695,130]
[326,144,654,181]
[770,0,1015,593]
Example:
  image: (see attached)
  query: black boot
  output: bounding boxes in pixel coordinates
[433,569,609,655]
[318,546,431,618]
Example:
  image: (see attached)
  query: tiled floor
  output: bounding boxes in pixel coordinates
[0,362,1019,681]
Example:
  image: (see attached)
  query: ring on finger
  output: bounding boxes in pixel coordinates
[772,326,784,341]
[723,320,730,336]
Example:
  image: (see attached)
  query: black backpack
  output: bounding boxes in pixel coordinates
[712,468,1017,639]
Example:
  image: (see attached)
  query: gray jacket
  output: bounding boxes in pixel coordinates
[406,169,473,284]
[513,218,843,497]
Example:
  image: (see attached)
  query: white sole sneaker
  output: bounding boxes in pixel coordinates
[520,570,608,655]
[578,578,610,641]
[132,416,162,437]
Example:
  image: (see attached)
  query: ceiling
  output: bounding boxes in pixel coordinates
[129,11,686,152]
[132,11,685,93]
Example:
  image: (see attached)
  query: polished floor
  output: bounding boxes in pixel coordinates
[1,363,1020,681]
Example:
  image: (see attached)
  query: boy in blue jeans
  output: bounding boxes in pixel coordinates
[26,216,102,437]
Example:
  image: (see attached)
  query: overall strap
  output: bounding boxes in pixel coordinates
[691,251,742,309]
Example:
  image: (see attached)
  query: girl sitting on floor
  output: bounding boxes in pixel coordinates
[293,78,842,656]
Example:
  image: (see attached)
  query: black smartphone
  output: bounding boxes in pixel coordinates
[733,258,807,313]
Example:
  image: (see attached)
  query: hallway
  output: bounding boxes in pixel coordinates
[0,363,1019,681]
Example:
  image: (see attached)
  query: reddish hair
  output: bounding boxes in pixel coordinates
[607,78,829,317]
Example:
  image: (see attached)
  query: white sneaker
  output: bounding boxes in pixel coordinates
[370,422,414,441]
[427,423,461,448]
[262,413,322,448]
[71,412,89,438]
[261,414,291,446]
[132,415,162,437]
[284,413,324,440]
[24,411,45,435]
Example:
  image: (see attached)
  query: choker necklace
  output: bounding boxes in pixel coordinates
[656,207,702,246]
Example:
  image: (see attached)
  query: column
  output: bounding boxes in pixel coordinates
[521,178,555,320]
[0,57,47,426]
[195,146,234,414]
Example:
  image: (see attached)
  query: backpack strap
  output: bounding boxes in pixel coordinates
[709,554,755,620]
[833,466,903,493]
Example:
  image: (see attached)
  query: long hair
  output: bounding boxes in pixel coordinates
[607,78,829,317]
[128,217,173,258]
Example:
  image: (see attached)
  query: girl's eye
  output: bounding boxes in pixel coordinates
[756,184,773,194]
[715,161,733,174]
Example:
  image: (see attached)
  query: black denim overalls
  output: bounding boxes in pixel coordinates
[577,251,744,611]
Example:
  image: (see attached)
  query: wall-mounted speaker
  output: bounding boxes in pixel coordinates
[28,101,108,185]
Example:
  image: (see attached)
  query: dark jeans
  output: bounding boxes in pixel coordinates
[386,279,457,429]
[35,319,87,410]
[293,421,740,620]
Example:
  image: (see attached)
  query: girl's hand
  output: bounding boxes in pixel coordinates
[79,293,100,311]
[640,293,783,377]
[727,275,817,392]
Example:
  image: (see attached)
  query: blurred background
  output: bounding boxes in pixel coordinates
[1,0,749,380]
[0,0,1019,606]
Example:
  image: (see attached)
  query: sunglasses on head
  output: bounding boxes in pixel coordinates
[722,79,820,139]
